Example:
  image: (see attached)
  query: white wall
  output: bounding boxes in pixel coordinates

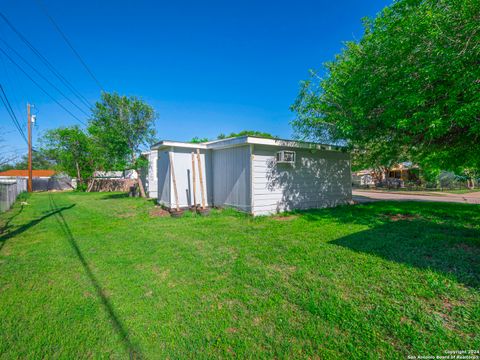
[211,145,251,212]
[157,150,170,206]
[153,143,351,215]
[161,147,211,208]
[145,150,158,198]
[252,145,352,216]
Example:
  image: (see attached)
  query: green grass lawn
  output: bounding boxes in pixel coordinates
[1,192,479,359]
[443,189,480,194]
[355,187,480,195]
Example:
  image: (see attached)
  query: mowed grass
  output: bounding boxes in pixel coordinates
[0,192,479,359]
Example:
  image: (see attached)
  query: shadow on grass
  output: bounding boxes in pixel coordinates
[297,201,480,289]
[48,194,142,359]
[0,203,75,252]
[331,220,480,289]
[99,193,130,200]
[0,203,25,235]
[297,201,480,227]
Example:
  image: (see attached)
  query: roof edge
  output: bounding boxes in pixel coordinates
[150,136,345,152]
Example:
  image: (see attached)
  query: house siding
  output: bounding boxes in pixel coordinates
[212,145,251,212]
[145,150,158,198]
[252,145,352,216]
[157,150,170,206]
[169,147,211,208]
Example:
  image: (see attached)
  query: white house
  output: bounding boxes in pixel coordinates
[352,169,375,186]
[144,136,352,216]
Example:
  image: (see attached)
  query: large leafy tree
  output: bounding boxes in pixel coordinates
[217,130,276,139]
[291,0,480,173]
[190,130,277,143]
[40,126,96,186]
[190,136,209,143]
[88,92,157,197]
[11,150,56,171]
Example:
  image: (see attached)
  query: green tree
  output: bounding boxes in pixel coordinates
[291,0,480,174]
[40,126,96,187]
[217,130,276,139]
[88,92,157,197]
[189,131,276,143]
[190,136,209,143]
[8,150,56,171]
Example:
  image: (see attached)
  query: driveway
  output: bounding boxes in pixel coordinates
[352,190,480,205]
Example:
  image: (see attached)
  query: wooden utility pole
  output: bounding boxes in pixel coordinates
[27,103,32,192]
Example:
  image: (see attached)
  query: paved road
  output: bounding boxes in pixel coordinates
[352,190,480,205]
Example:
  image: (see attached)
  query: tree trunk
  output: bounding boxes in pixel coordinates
[75,161,82,185]
[467,179,474,189]
[136,170,146,198]
[131,151,146,198]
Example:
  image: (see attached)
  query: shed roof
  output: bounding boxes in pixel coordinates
[151,136,345,152]
[0,169,56,177]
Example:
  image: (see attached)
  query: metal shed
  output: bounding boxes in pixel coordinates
[145,136,352,216]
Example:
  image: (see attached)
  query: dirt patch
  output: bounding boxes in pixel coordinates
[384,213,420,222]
[150,207,170,217]
[268,263,297,273]
[152,265,170,281]
[117,211,136,218]
[271,215,299,221]
[267,263,297,281]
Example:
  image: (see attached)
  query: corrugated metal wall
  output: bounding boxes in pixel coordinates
[252,145,352,216]
[212,145,251,211]
[0,178,27,212]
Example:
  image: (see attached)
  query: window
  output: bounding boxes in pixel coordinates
[276,150,296,164]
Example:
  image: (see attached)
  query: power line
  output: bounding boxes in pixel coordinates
[34,0,104,92]
[0,84,26,142]
[0,84,28,144]
[0,11,93,110]
[0,49,24,122]
[0,48,87,126]
[0,39,90,116]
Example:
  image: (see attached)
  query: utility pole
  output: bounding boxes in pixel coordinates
[27,103,32,192]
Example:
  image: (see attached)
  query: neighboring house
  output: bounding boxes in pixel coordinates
[352,163,420,188]
[352,169,375,186]
[0,169,74,191]
[387,163,419,182]
[144,136,352,216]
[0,169,56,179]
[93,170,138,179]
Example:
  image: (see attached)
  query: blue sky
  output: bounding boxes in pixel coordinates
[0,0,391,157]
